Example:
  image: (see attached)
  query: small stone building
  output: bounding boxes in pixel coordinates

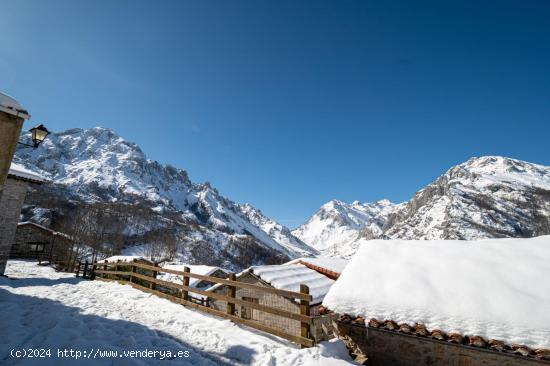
[10,222,73,261]
[207,263,337,344]
[0,162,45,275]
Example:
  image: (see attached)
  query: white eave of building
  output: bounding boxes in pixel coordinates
[0,91,31,120]
[8,162,47,184]
[17,222,72,240]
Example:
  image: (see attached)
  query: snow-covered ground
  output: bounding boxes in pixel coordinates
[0,260,354,366]
[323,236,550,350]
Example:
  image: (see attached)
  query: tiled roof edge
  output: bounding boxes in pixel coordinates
[297,260,340,280]
[337,314,550,361]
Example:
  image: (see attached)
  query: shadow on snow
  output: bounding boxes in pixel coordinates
[0,281,258,366]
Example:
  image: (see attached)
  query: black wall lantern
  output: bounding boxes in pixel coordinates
[29,124,49,148]
[18,124,50,148]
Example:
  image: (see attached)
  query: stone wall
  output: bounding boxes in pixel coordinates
[0,178,29,274]
[311,313,337,343]
[336,321,550,366]
[9,224,74,260]
[0,111,24,194]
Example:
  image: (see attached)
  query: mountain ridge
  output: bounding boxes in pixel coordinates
[14,126,317,269]
[295,155,550,258]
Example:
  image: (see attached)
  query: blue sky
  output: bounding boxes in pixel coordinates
[1,1,549,228]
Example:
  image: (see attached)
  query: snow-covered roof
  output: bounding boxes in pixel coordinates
[158,264,228,288]
[17,222,72,239]
[323,236,550,350]
[0,91,30,119]
[251,264,335,305]
[206,268,250,293]
[286,257,348,275]
[8,162,46,183]
[102,255,153,264]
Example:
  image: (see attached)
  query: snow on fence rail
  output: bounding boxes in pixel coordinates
[85,260,315,347]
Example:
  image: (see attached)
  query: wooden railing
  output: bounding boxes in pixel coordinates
[88,260,315,347]
[75,260,93,279]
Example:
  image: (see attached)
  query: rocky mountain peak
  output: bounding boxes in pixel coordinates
[292,198,401,251]
[15,127,317,269]
[297,156,550,258]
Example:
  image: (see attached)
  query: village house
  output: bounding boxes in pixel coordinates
[0,162,46,275]
[207,260,344,343]
[10,222,73,262]
[323,238,550,366]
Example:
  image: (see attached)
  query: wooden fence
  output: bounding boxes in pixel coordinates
[85,260,315,347]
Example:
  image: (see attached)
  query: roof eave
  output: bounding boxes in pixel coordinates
[0,105,31,120]
[7,173,46,184]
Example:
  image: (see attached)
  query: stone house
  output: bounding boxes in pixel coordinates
[10,222,73,261]
[207,263,337,343]
[0,92,31,201]
[0,162,45,275]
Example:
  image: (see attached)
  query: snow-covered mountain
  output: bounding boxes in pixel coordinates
[15,127,316,268]
[296,156,550,258]
[384,156,550,240]
[292,199,401,251]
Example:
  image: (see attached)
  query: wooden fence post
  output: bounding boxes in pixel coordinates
[300,284,311,347]
[227,273,236,316]
[76,261,81,277]
[83,260,89,279]
[131,259,137,283]
[182,266,190,301]
[151,263,159,290]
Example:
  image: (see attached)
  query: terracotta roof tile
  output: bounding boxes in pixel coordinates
[337,314,550,361]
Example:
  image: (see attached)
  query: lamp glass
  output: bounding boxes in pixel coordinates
[30,124,50,147]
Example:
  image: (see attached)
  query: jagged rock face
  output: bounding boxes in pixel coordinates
[384,156,550,240]
[240,203,319,257]
[15,127,316,269]
[292,199,401,251]
[16,127,192,211]
[296,156,550,258]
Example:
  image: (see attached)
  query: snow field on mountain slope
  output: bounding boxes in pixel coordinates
[0,260,353,366]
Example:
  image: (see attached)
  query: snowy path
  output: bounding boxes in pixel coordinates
[0,260,354,366]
